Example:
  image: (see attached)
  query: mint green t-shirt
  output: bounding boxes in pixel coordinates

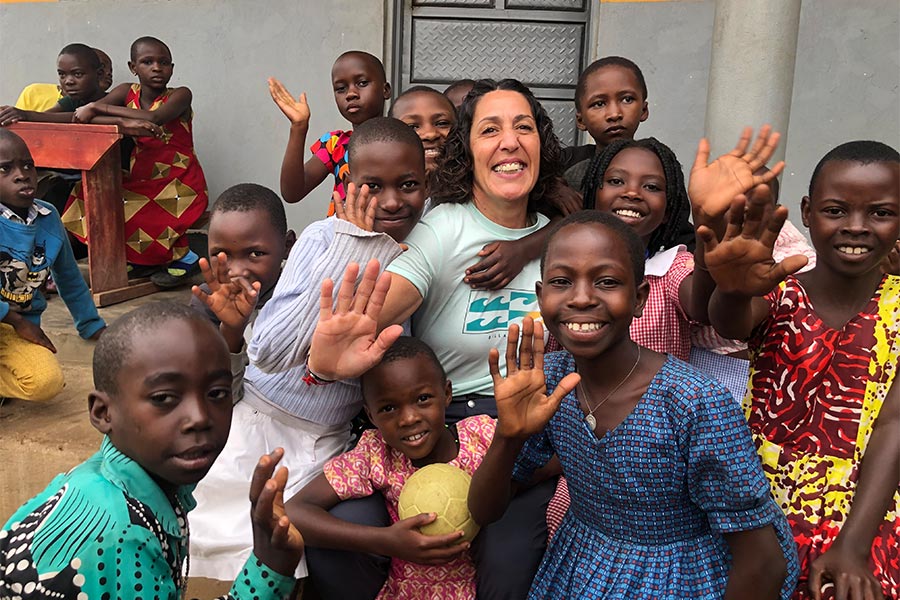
[387,202,549,396]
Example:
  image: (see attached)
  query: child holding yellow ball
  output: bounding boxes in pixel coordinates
[289,268,495,600]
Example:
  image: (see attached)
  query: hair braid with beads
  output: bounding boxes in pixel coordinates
[580,137,689,255]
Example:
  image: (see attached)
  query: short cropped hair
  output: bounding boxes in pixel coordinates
[93,302,215,394]
[347,116,425,169]
[211,183,287,236]
[444,79,476,97]
[541,210,646,286]
[575,56,647,110]
[130,36,170,61]
[808,140,900,197]
[334,50,387,82]
[389,85,456,117]
[0,128,27,147]
[59,43,101,70]
[360,336,447,397]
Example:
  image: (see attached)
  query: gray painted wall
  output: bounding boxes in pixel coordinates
[2,0,897,231]
[590,0,899,218]
[0,0,386,231]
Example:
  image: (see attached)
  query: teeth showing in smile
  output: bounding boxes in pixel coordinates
[614,209,642,219]
[424,149,439,157]
[837,246,869,255]
[564,322,600,332]
[493,162,524,173]
[403,432,427,442]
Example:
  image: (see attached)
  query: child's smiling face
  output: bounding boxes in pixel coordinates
[801,160,900,279]
[576,65,648,148]
[391,91,456,174]
[331,53,390,126]
[349,140,426,242]
[0,135,37,210]
[208,208,291,298]
[538,222,648,360]
[595,146,668,246]
[362,354,456,467]
[92,317,233,492]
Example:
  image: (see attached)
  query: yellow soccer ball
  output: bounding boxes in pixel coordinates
[398,463,481,543]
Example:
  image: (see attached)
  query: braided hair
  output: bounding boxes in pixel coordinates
[580,137,689,255]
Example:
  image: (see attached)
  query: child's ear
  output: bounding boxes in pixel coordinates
[633,278,650,319]
[535,280,544,310]
[283,230,297,259]
[88,390,113,435]
[362,403,374,424]
[575,110,587,132]
[640,101,649,123]
[383,81,392,100]
[444,379,453,407]
[800,196,811,228]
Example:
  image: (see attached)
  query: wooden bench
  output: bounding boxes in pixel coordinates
[9,122,159,306]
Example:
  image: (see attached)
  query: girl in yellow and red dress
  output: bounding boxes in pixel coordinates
[702,140,900,599]
[65,36,207,288]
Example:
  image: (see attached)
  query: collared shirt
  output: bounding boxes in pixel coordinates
[0,200,51,225]
[1,436,295,599]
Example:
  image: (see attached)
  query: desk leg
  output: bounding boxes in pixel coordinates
[83,144,157,306]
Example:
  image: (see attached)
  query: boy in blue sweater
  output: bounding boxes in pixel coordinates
[0,129,105,401]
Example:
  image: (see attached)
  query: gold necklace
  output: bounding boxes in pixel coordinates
[579,346,641,431]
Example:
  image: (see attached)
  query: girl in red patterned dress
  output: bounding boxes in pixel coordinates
[701,140,900,599]
[289,336,494,600]
[65,36,207,288]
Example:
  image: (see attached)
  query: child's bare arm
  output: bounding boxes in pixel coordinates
[699,193,808,340]
[268,77,329,204]
[723,526,789,600]
[469,318,579,525]
[74,84,192,125]
[808,377,898,600]
[680,127,785,324]
[286,473,468,564]
[1,309,56,352]
[0,105,74,125]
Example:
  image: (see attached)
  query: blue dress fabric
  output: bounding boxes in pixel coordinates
[513,352,799,600]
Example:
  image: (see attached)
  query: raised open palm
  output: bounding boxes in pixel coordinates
[268,77,311,127]
[307,259,404,381]
[490,318,580,439]
[689,126,784,228]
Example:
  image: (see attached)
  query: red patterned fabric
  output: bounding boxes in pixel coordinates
[63,84,207,266]
[746,275,900,599]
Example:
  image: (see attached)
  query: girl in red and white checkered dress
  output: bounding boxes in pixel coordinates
[546,128,788,537]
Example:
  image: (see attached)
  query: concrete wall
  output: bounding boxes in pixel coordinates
[0,0,386,231]
[2,0,897,228]
[590,0,899,217]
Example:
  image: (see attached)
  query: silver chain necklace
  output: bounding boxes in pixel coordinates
[579,346,641,431]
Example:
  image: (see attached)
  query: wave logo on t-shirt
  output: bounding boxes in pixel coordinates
[463,289,541,334]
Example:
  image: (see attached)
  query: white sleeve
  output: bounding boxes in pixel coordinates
[248,219,403,373]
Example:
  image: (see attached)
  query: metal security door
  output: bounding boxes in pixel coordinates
[393,0,591,146]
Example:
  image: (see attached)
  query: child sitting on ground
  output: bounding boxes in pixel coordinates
[0,129,105,402]
[0,301,303,598]
[188,117,426,583]
[64,36,206,288]
[269,50,391,214]
[701,140,900,599]
[468,211,799,599]
[289,335,495,600]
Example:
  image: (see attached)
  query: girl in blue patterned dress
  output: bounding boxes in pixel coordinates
[468,211,799,600]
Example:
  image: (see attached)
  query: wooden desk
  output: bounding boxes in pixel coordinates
[8,122,158,306]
